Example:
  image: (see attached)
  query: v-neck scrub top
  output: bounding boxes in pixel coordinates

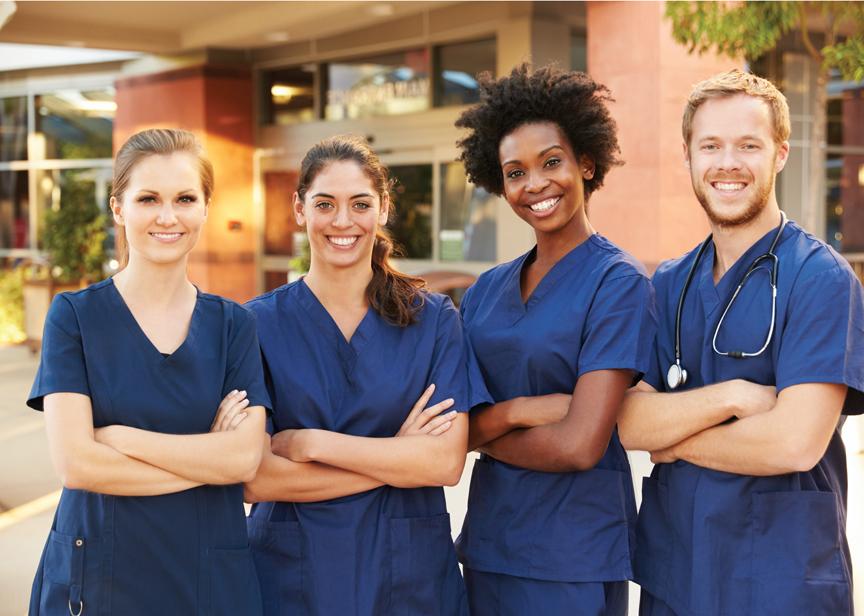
[455,234,657,582]
[635,220,864,616]
[27,278,271,616]
[245,280,488,616]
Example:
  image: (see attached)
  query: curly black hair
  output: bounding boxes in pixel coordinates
[456,63,623,197]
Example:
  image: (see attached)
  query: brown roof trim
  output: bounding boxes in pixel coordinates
[116,65,250,89]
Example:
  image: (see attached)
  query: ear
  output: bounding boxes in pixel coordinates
[293,192,306,226]
[110,196,124,226]
[773,140,790,174]
[579,155,595,180]
[203,198,210,220]
[682,142,691,169]
[377,193,390,226]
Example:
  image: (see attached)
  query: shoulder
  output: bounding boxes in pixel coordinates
[783,221,858,285]
[588,234,650,282]
[245,281,301,317]
[417,290,458,320]
[48,278,113,320]
[198,291,260,335]
[652,242,703,293]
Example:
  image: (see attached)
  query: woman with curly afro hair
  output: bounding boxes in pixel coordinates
[453,63,657,615]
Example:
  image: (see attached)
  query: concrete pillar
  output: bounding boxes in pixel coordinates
[113,65,256,302]
[585,1,740,271]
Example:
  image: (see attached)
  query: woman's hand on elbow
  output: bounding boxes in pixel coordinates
[397,384,457,437]
[211,390,251,432]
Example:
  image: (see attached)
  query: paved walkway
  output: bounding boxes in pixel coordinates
[1,343,862,615]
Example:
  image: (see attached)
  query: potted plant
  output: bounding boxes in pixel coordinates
[23,172,107,351]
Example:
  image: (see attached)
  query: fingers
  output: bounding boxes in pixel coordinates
[226,411,249,430]
[428,421,453,436]
[414,398,455,428]
[212,390,249,432]
[406,384,436,423]
[420,410,458,435]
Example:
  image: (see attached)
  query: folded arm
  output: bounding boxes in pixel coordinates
[617,379,776,452]
[96,406,266,485]
[468,394,570,451]
[653,383,846,475]
[45,393,202,496]
[244,437,383,503]
[479,369,633,472]
[281,413,469,488]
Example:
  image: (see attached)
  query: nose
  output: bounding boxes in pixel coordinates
[717,145,742,172]
[524,169,550,193]
[156,203,178,226]
[332,204,352,228]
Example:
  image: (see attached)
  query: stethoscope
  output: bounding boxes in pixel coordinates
[666,212,787,390]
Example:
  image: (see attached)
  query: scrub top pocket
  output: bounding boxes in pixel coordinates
[389,513,466,616]
[247,517,304,615]
[751,491,851,615]
[40,530,98,616]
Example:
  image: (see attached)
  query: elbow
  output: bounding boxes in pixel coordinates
[235,448,264,484]
[440,459,466,487]
[557,442,608,473]
[243,482,262,504]
[617,422,638,451]
[57,458,94,491]
[781,439,826,474]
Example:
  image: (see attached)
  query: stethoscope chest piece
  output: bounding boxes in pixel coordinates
[666,362,687,390]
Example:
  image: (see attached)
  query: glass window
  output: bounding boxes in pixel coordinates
[0,97,28,162]
[0,171,30,249]
[262,66,316,125]
[571,33,587,72]
[325,49,430,120]
[388,164,432,259]
[33,88,115,159]
[35,167,112,252]
[263,170,302,255]
[434,39,495,107]
[439,162,497,262]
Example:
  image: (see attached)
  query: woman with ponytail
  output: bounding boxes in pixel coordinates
[244,135,485,615]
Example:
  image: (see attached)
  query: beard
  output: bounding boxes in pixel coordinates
[692,172,773,228]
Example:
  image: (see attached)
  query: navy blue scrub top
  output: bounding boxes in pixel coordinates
[27,278,271,616]
[455,234,657,583]
[245,280,488,616]
[635,220,864,616]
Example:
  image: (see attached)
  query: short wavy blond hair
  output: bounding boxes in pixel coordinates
[682,69,790,146]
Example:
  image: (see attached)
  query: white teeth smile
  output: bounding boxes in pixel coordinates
[150,233,182,240]
[713,182,746,191]
[529,197,560,212]
[328,236,358,247]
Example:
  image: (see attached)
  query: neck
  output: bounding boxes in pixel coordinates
[711,201,782,281]
[304,259,373,309]
[534,210,595,267]
[114,255,193,305]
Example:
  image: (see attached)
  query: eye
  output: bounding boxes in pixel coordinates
[314,200,334,210]
[178,195,198,204]
[505,168,524,180]
[701,143,719,151]
[353,202,372,210]
[544,157,561,168]
[137,195,157,204]
[741,143,759,151]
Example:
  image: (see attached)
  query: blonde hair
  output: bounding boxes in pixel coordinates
[111,129,214,265]
[682,69,790,146]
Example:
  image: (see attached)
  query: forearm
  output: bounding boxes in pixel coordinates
[468,394,570,451]
[479,422,604,472]
[300,428,467,488]
[102,410,265,485]
[244,450,383,503]
[63,440,202,496]
[618,382,739,451]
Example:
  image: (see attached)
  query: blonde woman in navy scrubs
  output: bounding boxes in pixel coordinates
[453,64,657,615]
[27,129,269,615]
[243,135,487,615]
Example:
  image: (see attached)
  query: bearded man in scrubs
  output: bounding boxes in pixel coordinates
[619,69,864,616]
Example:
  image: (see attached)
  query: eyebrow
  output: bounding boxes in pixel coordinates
[501,144,565,167]
[310,192,375,200]
[698,135,765,142]
[136,189,198,194]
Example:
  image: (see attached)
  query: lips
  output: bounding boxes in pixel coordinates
[149,232,184,242]
[327,235,359,248]
[710,181,748,193]
[527,196,561,213]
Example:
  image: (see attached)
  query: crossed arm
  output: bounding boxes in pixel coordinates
[44,390,265,496]
[466,369,634,473]
[618,380,846,475]
[244,385,469,503]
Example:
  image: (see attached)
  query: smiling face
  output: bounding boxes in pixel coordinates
[295,160,389,272]
[111,152,207,266]
[685,94,789,227]
[499,121,594,236]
